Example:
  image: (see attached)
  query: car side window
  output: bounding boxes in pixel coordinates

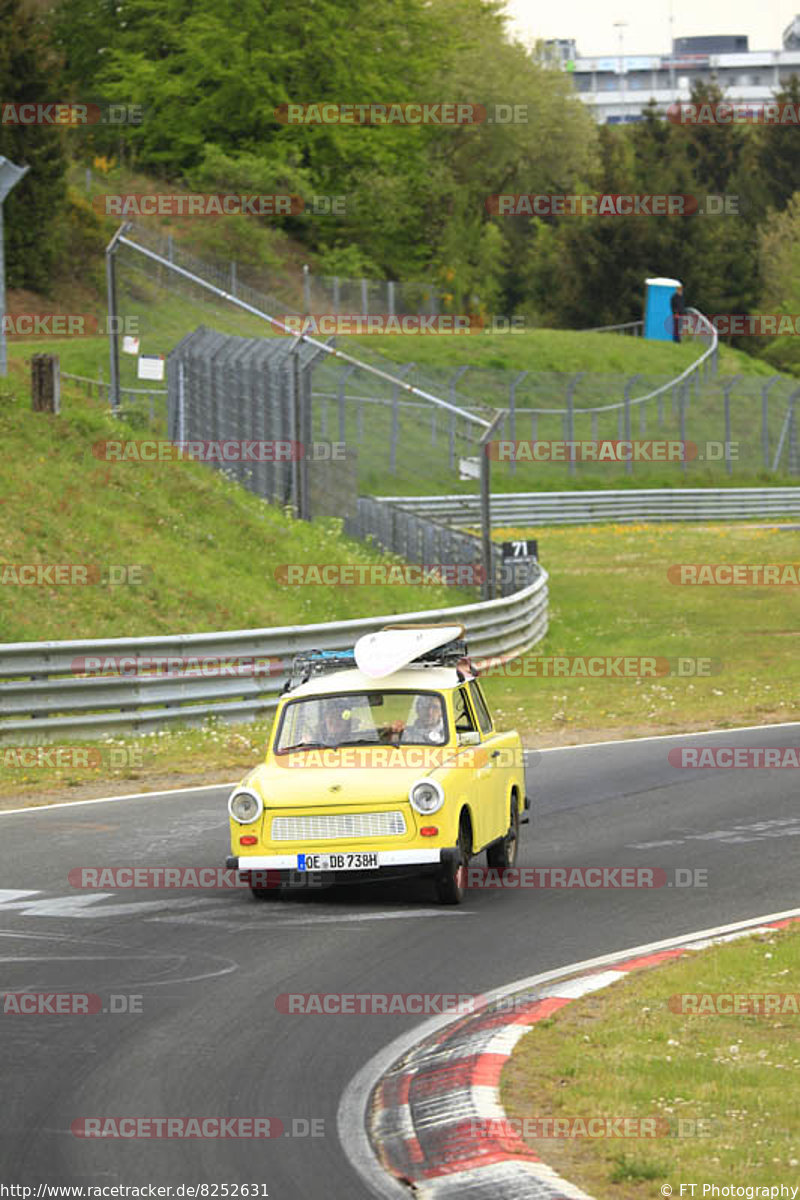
[453,687,477,733]
[468,681,493,735]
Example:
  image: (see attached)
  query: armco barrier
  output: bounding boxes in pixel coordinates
[378,487,800,527]
[0,572,548,742]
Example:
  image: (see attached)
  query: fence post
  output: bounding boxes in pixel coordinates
[303,264,311,314]
[761,376,780,469]
[790,393,799,476]
[680,380,688,476]
[624,375,641,477]
[30,354,60,413]
[388,280,395,318]
[333,277,340,315]
[105,222,128,414]
[449,366,470,471]
[565,373,582,478]
[338,363,355,445]
[230,260,237,298]
[390,363,414,474]
[509,371,527,476]
[479,410,505,601]
[361,277,368,316]
[722,375,740,477]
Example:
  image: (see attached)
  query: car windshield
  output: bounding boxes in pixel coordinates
[274,691,448,752]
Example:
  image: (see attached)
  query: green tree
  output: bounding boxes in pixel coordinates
[0,0,68,292]
[755,76,800,212]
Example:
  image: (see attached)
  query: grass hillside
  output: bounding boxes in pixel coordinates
[0,360,474,644]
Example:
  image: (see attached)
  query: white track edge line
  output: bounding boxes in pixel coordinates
[337,905,800,1199]
[4,718,799,817]
[0,781,238,816]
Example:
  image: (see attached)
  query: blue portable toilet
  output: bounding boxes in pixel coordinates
[643,276,682,341]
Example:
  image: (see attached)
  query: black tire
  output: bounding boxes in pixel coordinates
[486,796,519,871]
[436,817,470,905]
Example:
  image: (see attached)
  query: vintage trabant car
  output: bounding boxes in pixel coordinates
[226,625,528,904]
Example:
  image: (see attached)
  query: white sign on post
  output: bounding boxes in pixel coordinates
[137,353,164,381]
[122,335,140,355]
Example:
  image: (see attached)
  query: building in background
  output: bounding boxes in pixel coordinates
[549,21,800,123]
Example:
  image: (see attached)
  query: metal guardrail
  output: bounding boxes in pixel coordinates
[379,488,800,526]
[583,320,644,335]
[0,573,548,742]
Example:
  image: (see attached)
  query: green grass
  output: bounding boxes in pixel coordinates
[477,521,798,742]
[2,517,796,805]
[0,361,474,643]
[501,926,800,1200]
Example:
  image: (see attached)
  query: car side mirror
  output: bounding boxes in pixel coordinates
[458,730,480,746]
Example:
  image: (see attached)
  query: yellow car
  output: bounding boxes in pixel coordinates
[225,630,528,904]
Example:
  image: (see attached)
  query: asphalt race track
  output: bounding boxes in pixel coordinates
[1,722,798,1197]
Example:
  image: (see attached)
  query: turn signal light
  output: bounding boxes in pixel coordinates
[420,826,439,837]
[240,835,258,845]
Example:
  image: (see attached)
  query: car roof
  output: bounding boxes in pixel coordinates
[284,666,464,700]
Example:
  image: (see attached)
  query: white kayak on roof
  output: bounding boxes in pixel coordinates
[354,623,465,679]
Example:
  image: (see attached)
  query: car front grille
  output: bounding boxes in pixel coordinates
[270,811,407,841]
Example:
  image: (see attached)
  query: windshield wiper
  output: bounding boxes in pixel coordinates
[335,737,381,747]
[279,741,329,753]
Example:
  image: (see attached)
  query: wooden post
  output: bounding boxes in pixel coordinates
[31,354,60,413]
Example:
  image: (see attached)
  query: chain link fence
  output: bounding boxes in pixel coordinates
[106,225,795,506]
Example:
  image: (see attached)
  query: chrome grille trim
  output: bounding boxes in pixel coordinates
[271,811,407,841]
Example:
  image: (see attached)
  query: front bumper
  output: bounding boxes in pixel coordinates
[227,848,458,887]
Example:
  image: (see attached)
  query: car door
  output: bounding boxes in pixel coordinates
[452,685,494,851]
[468,679,508,838]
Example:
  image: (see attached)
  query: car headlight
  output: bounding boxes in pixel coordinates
[228,787,263,824]
[409,779,444,815]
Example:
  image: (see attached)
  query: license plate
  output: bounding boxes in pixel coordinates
[297,851,380,871]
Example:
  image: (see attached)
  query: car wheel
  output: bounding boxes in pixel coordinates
[486,797,519,871]
[436,817,470,905]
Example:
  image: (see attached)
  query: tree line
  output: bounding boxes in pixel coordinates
[4,0,800,368]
